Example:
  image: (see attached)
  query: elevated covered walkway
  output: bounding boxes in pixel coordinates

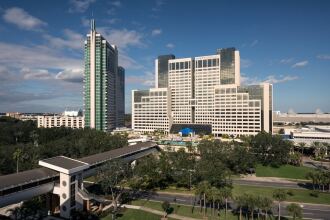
[0,142,159,218]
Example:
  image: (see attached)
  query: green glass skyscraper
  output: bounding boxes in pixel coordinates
[84,20,125,131]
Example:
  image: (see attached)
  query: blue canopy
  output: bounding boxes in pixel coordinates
[180,127,194,136]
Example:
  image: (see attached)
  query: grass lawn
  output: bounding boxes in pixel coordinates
[101,209,163,220]
[233,184,330,205]
[256,164,314,180]
[132,199,238,220]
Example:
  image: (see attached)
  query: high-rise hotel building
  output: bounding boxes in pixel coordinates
[132,48,273,136]
[84,20,125,131]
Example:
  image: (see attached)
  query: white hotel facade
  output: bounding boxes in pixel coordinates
[132,48,273,136]
[37,111,84,129]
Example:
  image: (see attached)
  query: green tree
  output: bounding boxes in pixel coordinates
[161,201,171,218]
[306,171,320,190]
[286,203,302,220]
[251,132,290,166]
[246,194,257,220]
[298,142,306,154]
[220,186,232,219]
[273,189,287,220]
[13,148,22,173]
[235,195,246,220]
[259,197,273,220]
[29,130,39,147]
[195,181,211,216]
[97,159,132,219]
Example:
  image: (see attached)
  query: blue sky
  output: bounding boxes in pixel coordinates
[0,0,329,113]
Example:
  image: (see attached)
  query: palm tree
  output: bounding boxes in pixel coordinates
[319,171,328,192]
[311,141,321,158]
[260,197,273,220]
[220,186,232,219]
[195,181,211,216]
[247,194,257,220]
[306,171,318,190]
[286,203,302,220]
[235,195,247,220]
[273,189,287,220]
[14,131,23,144]
[13,148,23,173]
[29,130,39,147]
[255,196,263,220]
[213,188,223,217]
[207,187,218,216]
[186,141,194,154]
[298,142,306,155]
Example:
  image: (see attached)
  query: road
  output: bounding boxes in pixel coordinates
[84,180,329,219]
[139,191,330,220]
[303,157,330,170]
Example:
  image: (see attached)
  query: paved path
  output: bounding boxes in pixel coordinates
[233,179,313,190]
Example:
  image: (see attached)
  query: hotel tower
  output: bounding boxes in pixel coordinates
[84,20,125,131]
[132,48,272,136]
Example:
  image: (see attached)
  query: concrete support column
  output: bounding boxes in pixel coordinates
[59,173,71,219]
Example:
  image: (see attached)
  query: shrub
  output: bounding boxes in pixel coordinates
[310,190,319,197]
[287,189,294,196]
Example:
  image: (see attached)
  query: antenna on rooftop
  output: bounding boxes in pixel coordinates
[90,7,95,31]
[91,19,95,31]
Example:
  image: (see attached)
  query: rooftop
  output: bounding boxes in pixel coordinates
[39,156,89,174]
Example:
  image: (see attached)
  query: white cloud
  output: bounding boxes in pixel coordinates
[111,1,122,7]
[317,54,330,60]
[69,0,96,13]
[119,53,143,70]
[166,43,174,49]
[292,60,308,68]
[81,17,90,27]
[98,28,144,49]
[106,18,120,24]
[43,29,84,50]
[107,8,116,15]
[21,68,52,80]
[263,75,299,84]
[3,7,47,31]
[107,0,122,15]
[240,58,252,68]
[56,68,83,83]
[126,71,154,86]
[0,42,82,70]
[240,74,261,85]
[151,29,162,36]
[241,73,299,85]
[152,0,165,12]
[0,90,59,104]
[250,40,258,47]
[97,27,145,69]
[280,58,294,64]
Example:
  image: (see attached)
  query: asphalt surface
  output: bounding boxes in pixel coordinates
[84,180,330,219]
[139,191,330,220]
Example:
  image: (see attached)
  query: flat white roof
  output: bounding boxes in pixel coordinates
[39,156,89,175]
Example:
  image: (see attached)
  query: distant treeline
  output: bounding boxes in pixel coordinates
[0,116,127,175]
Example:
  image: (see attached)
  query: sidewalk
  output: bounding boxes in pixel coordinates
[239,174,309,183]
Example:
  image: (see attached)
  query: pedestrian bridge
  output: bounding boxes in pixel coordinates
[0,142,159,218]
